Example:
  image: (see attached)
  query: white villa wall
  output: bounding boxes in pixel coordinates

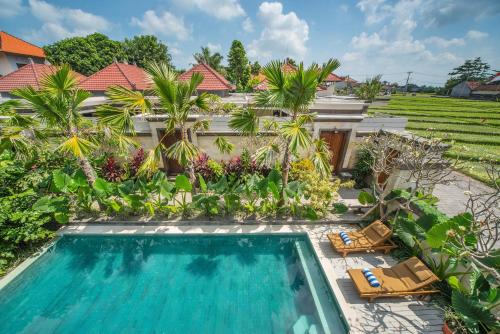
[0,53,45,76]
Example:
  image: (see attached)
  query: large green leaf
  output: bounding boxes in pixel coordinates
[452,290,500,331]
[93,178,115,196]
[267,169,282,186]
[426,221,454,248]
[358,191,375,205]
[268,181,280,200]
[198,174,207,192]
[52,169,74,193]
[175,174,192,192]
[394,216,424,248]
[332,202,349,214]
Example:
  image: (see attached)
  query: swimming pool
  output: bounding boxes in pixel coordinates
[0,234,348,334]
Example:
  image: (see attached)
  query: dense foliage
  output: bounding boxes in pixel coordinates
[226,40,250,90]
[445,57,493,91]
[122,35,172,69]
[44,33,126,76]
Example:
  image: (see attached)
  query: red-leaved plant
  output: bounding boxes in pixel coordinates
[129,148,145,177]
[101,157,125,182]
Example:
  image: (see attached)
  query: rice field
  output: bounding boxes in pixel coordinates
[369,95,500,185]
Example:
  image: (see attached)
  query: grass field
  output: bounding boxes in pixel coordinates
[369,94,500,185]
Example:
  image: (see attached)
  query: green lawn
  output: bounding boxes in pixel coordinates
[368,94,500,185]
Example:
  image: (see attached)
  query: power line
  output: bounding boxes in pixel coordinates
[405,71,413,92]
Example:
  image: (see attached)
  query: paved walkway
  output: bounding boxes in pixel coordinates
[433,170,498,217]
[61,224,444,334]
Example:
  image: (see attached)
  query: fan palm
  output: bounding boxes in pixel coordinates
[230,59,340,196]
[139,61,210,183]
[11,65,138,184]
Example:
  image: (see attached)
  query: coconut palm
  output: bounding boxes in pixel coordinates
[139,62,210,183]
[229,59,340,195]
[12,65,138,184]
[193,46,224,73]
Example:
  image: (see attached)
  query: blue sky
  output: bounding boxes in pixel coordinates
[1,0,499,85]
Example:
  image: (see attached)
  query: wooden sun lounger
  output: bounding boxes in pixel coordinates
[347,257,440,302]
[327,220,397,257]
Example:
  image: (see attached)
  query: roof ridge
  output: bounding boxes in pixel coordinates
[199,63,232,89]
[115,62,137,90]
[0,31,45,54]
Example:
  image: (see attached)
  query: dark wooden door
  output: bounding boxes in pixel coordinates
[320,131,347,173]
[159,129,184,175]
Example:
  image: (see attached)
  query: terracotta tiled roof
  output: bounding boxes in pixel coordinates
[473,84,500,92]
[0,31,45,58]
[0,63,85,92]
[178,63,234,91]
[465,81,481,90]
[79,63,151,92]
[325,73,343,82]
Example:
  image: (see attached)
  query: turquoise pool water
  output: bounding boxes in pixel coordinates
[0,234,348,334]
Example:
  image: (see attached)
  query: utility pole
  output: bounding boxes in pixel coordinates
[405,71,413,93]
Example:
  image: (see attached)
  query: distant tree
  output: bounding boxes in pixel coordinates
[44,33,125,76]
[445,57,493,90]
[227,40,250,90]
[193,46,224,73]
[122,35,172,69]
[250,61,261,75]
[355,75,383,102]
[285,57,297,67]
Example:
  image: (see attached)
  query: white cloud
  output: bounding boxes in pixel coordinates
[131,10,190,40]
[0,0,23,18]
[342,52,361,62]
[351,32,386,49]
[423,36,465,48]
[207,43,221,52]
[421,0,500,27]
[242,17,254,33]
[177,0,245,20]
[27,0,110,42]
[466,30,488,41]
[356,0,391,25]
[248,2,309,60]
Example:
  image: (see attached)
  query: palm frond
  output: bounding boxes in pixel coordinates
[253,143,280,167]
[192,119,211,133]
[311,138,332,177]
[214,136,234,154]
[138,144,165,176]
[96,105,136,135]
[40,64,78,94]
[229,108,259,135]
[166,139,199,166]
[280,119,312,153]
[105,85,152,114]
[0,126,34,159]
[57,135,95,158]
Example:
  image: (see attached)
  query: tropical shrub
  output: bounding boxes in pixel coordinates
[352,148,373,188]
[289,158,340,212]
[101,157,125,182]
[128,148,145,177]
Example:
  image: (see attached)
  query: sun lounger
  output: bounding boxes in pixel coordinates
[327,220,397,257]
[347,257,440,302]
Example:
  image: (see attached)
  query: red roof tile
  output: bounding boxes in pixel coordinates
[0,31,45,58]
[0,63,85,92]
[325,72,343,82]
[79,63,151,92]
[466,81,481,90]
[473,84,500,92]
[179,63,234,91]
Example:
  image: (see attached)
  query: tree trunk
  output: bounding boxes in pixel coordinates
[79,156,96,185]
[279,137,293,207]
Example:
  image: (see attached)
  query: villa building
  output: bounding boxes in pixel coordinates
[0,63,86,99]
[79,62,151,95]
[0,31,46,77]
[179,63,235,97]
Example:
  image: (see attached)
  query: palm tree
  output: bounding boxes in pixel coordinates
[140,62,210,183]
[355,75,382,102]
[193,46,224,73]
[11,65,138,185]
[229,59,340,195]
[0,99,42,158]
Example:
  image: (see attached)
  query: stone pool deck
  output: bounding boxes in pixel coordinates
[61,223,444,334]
